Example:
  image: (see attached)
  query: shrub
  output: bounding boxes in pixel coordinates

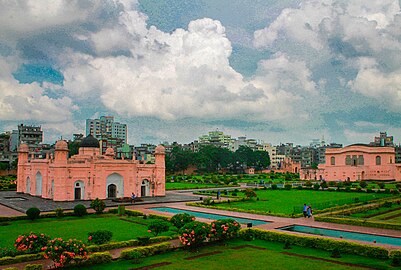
[382,201,392,208]
[305,181,312,188]
[359,181,368,189]
[119,242,172,259]
[14,232,50,253]
[23,264,42,270]
[271,184,278,190]
[170,213,195,229]
[178,221,211,248]
[137,237,150,246]
[211,219,241,241]
[90,198,106,214]
[117,205,125,216]
[25,208,40,221]
[55,208,64,218]
[313,184,320,190]
[244,188,257,200]
[83,252,112,266]
[130,251,142,264]
[88,230,113,245]
[42,238,88,268]
[74,204,87,217]
[331,248,341,258]
[297,185,303,190]
[241,229,255,241]
[284,184,292,190]
[147,220,170,236]
[202,197,212,205]
[283,241,291,250]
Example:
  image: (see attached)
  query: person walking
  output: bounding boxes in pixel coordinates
[307,205,313,218]
[131,192,136,203]
[303,203,308,217]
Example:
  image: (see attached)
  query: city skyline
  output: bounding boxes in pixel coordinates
[1,1,401,146]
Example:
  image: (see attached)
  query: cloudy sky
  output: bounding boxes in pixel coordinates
[1,0,401,146]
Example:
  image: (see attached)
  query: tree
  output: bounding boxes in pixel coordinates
[253,150,270,170]
[147,220,170,236]
[166,146,194,173]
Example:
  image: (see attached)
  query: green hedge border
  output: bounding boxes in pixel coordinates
[120,242,172,259]
[239,228,400,259]
[314,216,401,231]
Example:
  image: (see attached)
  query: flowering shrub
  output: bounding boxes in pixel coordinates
[90,198,106,214]
[42,238,88,268]
[147,220,170,236]
[210,219,241,241]
[170,213,195,229]
[14,232,50,253]
[178,221,210,248]
[87,230,113,245]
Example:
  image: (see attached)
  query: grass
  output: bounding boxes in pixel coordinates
[72,239,397,270]
[166,182,235,190]
[202,190,391,215]
[0,214,177,249]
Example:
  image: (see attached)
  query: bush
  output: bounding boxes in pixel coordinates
[120,242,172,260]
[283,241,291,250]
[170,213,195,229]
[23,264,42,270]
[178,221,211,248]
[244,188,257,200]
[26,208,40,221]
[130,251,142,264]
[14,232,50,253]
[359,181,368,189]
[382,201,392,208]
[74,204,87,217]
[331,248,341,258]
[83,252,112,266]
[137,237,150,246]
[42,238,88,268]
[88,230,113,245]
[90,198,106,214]
[241,229,255,241]
[313,184,320,190]
[0,254,42,266]
[211,219,241,241]
[271,184,278,190]
[55,208,64,218]
[147,220,170,236]
[284,184,292,190]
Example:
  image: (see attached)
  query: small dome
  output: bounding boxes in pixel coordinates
[80,134,100,148]
[155,145,165,154]
[105,147,115,156]
[18,143,29,152]
[55,140,68,150]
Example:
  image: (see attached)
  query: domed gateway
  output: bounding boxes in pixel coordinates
[16,135,166,201]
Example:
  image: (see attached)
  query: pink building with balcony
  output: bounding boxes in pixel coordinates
[300,144,401,181]
[17,135,165,201]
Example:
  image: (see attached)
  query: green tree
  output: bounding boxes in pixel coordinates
[166,146,194,173]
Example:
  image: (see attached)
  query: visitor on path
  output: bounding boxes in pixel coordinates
[217,190,221,200]
[303,203,308,217]
[307,205,313,218]
[131,192,136,203]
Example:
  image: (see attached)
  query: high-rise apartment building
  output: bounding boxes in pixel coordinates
[86,116,127,143]
[10,124,43,151]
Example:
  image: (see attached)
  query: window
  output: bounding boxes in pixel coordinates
[376,156,381,165]
[358,155,364,165]
[345,155,351,165]
[330,156,335,165]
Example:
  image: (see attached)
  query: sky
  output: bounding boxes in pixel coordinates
[1,0,401,146]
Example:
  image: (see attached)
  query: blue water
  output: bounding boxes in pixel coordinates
[149,207,269,226]
[279,225,401,247]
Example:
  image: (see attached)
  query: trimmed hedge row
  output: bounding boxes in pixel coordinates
[80,251,113,266]
[0,210,81,222]
[87,236,175,252]
[314,216,401,231]
[0,253,43,266]
[240,229,392,259]
[108,208,143,216]
[120,242,172,260]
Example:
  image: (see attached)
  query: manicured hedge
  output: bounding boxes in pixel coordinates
[0,253,43,266]
[23,264,42,270]
[314,216,401,231]
[86,236,176,252]
[119,242,172,260]
[80,251,113,266]
[239,229,391,259]
[0,211,77,222]
[108,208,143,216]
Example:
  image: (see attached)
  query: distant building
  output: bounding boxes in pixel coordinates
[370,132,394,147]
[199,130,232,148]
[17,135,166,201]
[302,144,401,181]
[10,124,43,152]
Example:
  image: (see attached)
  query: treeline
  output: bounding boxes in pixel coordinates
[166,145,270,174]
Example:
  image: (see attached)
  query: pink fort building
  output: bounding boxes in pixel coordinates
[17,135,165,201]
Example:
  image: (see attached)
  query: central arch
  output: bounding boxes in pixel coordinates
[35,172,42,196]
[106,173,124,198]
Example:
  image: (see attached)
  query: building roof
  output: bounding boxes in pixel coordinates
[80,134,100,148]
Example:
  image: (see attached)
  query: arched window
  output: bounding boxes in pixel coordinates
[376,156,381,165]
[330,156,335,165]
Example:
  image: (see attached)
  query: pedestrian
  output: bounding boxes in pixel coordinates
[307,205,313,218]
[131,192,136,203]
[217,190,221,200]
[303,203,308,218]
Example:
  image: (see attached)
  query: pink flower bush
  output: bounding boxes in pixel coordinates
[42,238,88,268]
[210,219,241,241]
[14,232,50,253]
[178,221,210,248]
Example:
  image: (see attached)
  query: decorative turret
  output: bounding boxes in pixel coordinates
[154,145,165,167]
[18,143,29,164]
[54,140,69,162]
[78,134,100,156]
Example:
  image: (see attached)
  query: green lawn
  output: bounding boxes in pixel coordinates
[166,182,234,190]
[0,214,176,249]
[74,239,396,270]
[205,190,392,215]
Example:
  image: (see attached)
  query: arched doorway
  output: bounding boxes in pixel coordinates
[26,177,30,193]
[106,173,124,198]
[107,184,117,198]
[35,172,42,196]
[141,180,150,197]
[74,181,84,200]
